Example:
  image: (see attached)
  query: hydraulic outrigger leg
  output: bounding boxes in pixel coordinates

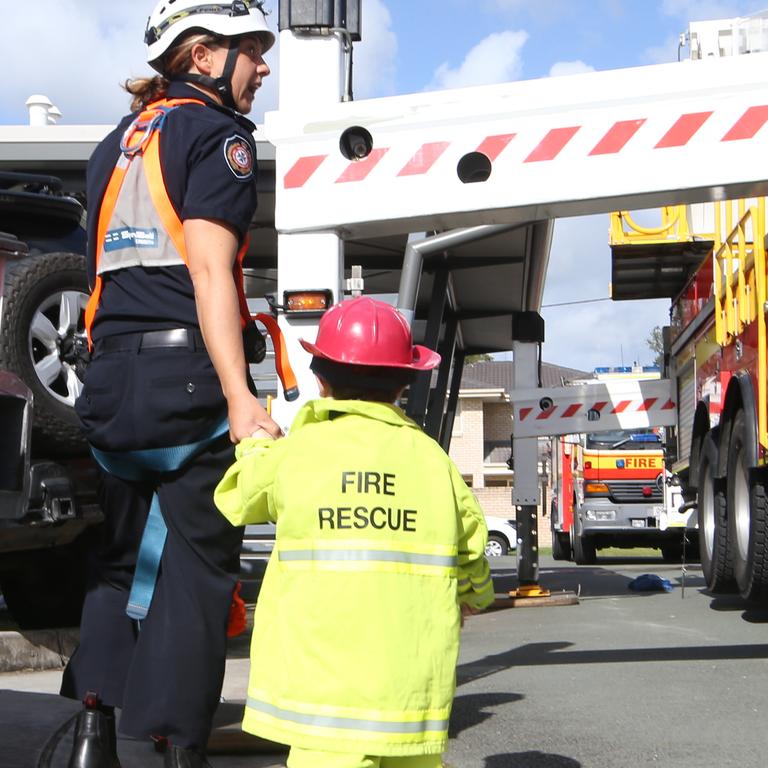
[503,321,578,607]
[511,503,550,598]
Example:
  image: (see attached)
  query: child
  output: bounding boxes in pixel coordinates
[214,296,495,768]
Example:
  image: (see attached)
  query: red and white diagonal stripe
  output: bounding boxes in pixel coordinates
[283,105,768,190]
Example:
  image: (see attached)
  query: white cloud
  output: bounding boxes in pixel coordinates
[353,0,398,98]
[426,30,529,90]
[3,2,145,124]
[548,60,595,77]
[540,215,669,371]
[2,1,281,126]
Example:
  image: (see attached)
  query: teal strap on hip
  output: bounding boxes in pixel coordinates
[90,418,229,621]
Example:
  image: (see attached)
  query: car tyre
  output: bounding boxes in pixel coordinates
[485,533,509,557]
[0,251,89,456]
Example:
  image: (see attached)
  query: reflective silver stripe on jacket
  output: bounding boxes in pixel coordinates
[471,573,492,590]
[247,697,449,734]
[278,549,458,568]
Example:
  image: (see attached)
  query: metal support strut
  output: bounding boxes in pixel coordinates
[502,317,578,607]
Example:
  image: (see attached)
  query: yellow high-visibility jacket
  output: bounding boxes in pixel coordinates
[215,398,495,756]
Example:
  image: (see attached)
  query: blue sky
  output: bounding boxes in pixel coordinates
[5,0,767,371]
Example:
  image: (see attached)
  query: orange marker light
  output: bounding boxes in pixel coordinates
[284,289,333,315]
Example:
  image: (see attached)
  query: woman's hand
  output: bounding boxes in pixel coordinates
[227,391,283,443]
[185,218,284,445]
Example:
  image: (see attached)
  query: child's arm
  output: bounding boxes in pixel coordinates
[214,436,285,526]
[452,464,496,611]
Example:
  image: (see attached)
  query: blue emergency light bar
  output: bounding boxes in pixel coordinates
[594,366,661,374]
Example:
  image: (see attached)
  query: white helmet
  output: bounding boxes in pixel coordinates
[145,0,276,73]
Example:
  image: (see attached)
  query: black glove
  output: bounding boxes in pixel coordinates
[243,320,267,364]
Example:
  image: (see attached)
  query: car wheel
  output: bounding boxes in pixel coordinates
[0,252,89,456]
[485,533,509,557]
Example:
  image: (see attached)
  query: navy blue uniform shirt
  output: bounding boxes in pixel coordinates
[86,82,259,340]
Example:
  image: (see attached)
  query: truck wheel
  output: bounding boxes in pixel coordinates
[551,531,572,561]
[485,534,509,557]
[697,428,736,592]
[660,540,683,562]
[0,252,89,456]
[0,532,93,629]
[572,531,596,565]
[727,410,768,602]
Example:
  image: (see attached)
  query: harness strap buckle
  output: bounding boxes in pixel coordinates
[119,105,172,157]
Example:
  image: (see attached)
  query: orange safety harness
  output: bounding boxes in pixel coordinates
[85,97,298,399]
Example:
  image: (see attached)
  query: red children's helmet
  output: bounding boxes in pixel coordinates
[299,297,441,371]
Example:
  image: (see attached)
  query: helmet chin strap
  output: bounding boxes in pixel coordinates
[172,41,241,110]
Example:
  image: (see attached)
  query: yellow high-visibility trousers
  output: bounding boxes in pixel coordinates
[287,747,444,768]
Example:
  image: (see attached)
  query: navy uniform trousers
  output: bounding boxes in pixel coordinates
[60,334,244,750]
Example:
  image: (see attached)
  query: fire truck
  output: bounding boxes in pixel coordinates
[611,198,768,601]
[604,15,768,604]
[2,3,768,620]
[549,367,689,565]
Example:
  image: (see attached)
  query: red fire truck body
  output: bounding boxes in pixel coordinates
[604,14,768,603]
[662,198,768,601]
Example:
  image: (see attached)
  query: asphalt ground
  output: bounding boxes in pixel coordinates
[2,555,768,767]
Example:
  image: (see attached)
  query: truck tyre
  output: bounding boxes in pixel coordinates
[0,252,89,456]
[697,428,736,593]
[551,531,572,561]
[572,531,596,565]
[727,410,768,602]
[485,533,509,557]
[0,532,93,629]
[660,540,683,562]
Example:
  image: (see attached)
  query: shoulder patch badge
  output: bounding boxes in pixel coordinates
[223,134,254,180]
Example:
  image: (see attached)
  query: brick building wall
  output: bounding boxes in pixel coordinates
[484,402,513,442]
[449,399,487,488]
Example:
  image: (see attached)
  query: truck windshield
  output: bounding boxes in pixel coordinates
[585,429,661,450]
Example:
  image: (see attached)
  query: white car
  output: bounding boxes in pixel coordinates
[484,516,518,557]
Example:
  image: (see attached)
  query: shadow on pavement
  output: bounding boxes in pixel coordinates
[485,752,581,767]
[706,595,768,623]
[456,639,768,687]
[492,559,712,602]
[449,691,523,738]
[0,690,80,768]
[491,564,645,599]
[0,690,287,767]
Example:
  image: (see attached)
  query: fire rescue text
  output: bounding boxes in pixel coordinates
[318,471,417,531]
